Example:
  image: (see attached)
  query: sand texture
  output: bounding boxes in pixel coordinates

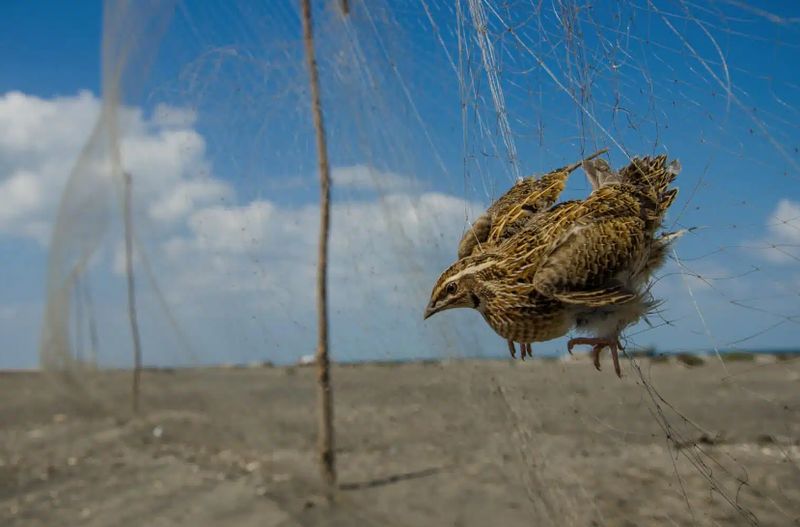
[1,357,799,526]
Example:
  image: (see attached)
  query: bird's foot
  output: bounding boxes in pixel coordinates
[507,341,533,360]
[507,340,516,359]
[567,337,623,377]
[522,343,533,359]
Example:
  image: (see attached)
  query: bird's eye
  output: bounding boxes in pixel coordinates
[446,282,458,295]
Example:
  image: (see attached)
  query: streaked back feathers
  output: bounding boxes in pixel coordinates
[457,149,609,259]
[586,154,681,230]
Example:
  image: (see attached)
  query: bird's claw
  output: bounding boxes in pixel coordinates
[567,338,623,377]
[508,341,533,360]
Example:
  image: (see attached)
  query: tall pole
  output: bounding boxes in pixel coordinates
[74,273,84,363]
[83,276,100,367]
[123,172,143,414]
[300,0,336,489]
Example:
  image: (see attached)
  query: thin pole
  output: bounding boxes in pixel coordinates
[83,276,100,367]
[74,273,84,363]
[300,0,336,489]
[123,172,143,414]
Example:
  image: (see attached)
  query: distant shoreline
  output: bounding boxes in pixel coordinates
[3,348,798,373]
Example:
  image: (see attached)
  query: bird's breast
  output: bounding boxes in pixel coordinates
[481,299,573,343]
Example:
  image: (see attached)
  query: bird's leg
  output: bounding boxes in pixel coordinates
[590,344,621,378]
[567,337,598,355]
[522,343,533,358]
[567,337,623,377]
[507,340,516,359]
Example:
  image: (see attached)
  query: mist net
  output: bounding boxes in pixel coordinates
[38,1,799,525]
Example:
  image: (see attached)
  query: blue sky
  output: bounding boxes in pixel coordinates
[0,2,101,95]
[1,1,799,369]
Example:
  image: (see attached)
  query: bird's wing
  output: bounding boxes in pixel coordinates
[485,169,573,246]
[528,202,647,307]
[486,149,610,246]
[457,174,564,259]
[459,149,610,259]
[457,213,492,259]
[551,284,637,307]
[457,178,530,259]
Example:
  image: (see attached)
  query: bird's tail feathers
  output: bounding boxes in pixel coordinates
[582,154,680,220]
[607,155,680,234]
[619,155,681,215]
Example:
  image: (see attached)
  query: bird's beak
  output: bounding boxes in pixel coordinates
[423,302,438,320]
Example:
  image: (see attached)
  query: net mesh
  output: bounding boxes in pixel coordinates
[21,0,800,525]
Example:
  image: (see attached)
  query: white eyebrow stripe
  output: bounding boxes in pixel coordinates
[448,260,496,283]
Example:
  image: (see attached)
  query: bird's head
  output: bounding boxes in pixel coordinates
[424,254,497,320]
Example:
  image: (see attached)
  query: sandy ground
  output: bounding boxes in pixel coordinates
[1,356,799,526]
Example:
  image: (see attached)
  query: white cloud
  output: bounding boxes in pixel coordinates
[157,190,477,311]
[332,164,421,192]
[0,93,474,305]
[0,171,42,221]
[187,200,278,253]
[152,103,198,128]
[0,91,228,244]
[0,91,484,339]
[0,90,494,366]
[768,199,800,242]
[0,90,97,156]
[149,179,232,223]
[0,91,99,243]
[758,199,800,263]
[260,165,422,195]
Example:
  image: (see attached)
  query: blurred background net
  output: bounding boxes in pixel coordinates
[5,0,799,525]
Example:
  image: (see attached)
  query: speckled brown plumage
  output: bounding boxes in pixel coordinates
[457,149,608,260]
[425,154,682,376]
[455,150,607,358]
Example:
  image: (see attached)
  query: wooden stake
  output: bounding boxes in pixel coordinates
[82,276,100,368]
[300,0,336,489]
[123,172,143,414]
